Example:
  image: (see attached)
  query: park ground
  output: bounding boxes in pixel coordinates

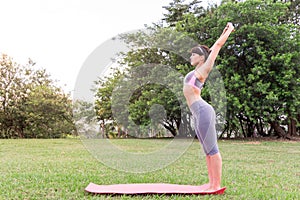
[0,139,299,199]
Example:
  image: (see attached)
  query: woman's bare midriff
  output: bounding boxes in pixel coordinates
[183,85,202,107]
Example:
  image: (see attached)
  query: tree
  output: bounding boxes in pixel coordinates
[0,54,26,137]
[111,64,185,137]
[162,0,206,26]
[0,54,76,138]
[73,100,99,138]
[216,0,299,138]
[94,0,299,138]
[22,84,75,138]
[94,69,126,138]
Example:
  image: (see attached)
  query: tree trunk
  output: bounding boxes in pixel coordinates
[179,115,187,136]
[247,121,255,138]
[257,117,266,136]
[270,121,291,139]
[219,122,229,139]
[238,115,246,138]
[163,122,177,137]
[288,117,296,136]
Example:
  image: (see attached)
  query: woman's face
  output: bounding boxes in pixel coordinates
[190,53,204,66]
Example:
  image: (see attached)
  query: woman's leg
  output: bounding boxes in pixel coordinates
[190,100,222,191]
[206,156,213,187]
[206,152,222,191]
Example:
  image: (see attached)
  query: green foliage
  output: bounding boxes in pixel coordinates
[94,0,299,138]
[0,54,76,138]
[214,0,300,137]
[94,69,124,137]
[22,85,75,138]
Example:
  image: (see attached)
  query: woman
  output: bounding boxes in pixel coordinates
[183,22,234,192]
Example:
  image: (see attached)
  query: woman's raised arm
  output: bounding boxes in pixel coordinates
[196,23,234,79]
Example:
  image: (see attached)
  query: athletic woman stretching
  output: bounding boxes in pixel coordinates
[183,22,234,192]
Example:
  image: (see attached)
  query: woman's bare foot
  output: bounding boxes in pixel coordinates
[201,183,211,191]
[203,186,221,193]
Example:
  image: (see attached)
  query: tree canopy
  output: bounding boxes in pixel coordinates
[95,0,299,139]
[0,54,76,138]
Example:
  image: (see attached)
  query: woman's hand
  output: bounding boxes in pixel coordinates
[223,22,235,33]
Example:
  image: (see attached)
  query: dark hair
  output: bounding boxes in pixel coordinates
[190,45,211,61]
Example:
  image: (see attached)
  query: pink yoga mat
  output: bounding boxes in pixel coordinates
[85,183,226,195]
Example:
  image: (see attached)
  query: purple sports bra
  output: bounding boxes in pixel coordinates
[184,70,204,90]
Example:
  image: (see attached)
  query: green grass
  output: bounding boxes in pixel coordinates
[0,139,299,199]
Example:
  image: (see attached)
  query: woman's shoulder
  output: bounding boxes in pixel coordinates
[184,70,195,78]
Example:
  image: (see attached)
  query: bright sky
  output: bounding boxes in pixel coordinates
[0,0,218,94]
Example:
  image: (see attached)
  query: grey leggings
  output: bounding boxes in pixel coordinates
[190,99,219,156]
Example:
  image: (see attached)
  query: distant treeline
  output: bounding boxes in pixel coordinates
[0,54,76,138]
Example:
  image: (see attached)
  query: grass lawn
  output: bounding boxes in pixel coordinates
[0,139,299,199]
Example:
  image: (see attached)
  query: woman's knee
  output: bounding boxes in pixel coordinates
[206,144,219,156]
